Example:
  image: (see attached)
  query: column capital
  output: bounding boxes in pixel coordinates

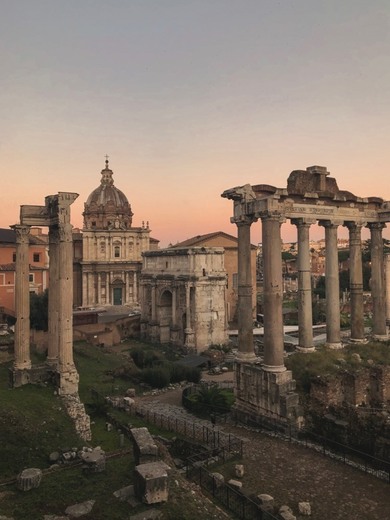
[367,222,386,231]
[291,218,316,228]
[259,211,285,224]
[232,215,258,226]
[318,219,342,229]
[11,224,30,244]
[344,221,365,231]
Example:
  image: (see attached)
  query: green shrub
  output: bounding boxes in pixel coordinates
[140,367,171,388]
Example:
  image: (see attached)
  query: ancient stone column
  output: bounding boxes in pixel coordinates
[47,226,59,367]
[292,219,314,352]
[172,286,177,327]
[184,282,195,348]
[58,222,79,393]
[97,272,102,304]
[236,219,257,362]
[133,271,138,302]
[12,224,32,372]
[262,213,286,371]
[82,271,88,307]
[105,273,109,304]
[319,220,342,349]
[386,253,390,325]
[345,222,365,342]
[368,223,387,339]
[151,284,157,322]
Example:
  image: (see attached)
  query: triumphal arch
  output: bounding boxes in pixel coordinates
[11,192,79,395]
[222,165,390,425]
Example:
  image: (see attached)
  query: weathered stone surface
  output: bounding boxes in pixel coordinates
[211,472,225,487]
[131,427,158,465]
[135,461,169,504]
[235,464,244,478]
[228,479,242,490]
[113,484,135,501]
[126,388,136,397]
[61,394,91,441]
[129,509,163,520]
[279,505,296,520]
[298,501,312,516]
[49,451,60,463]
[257,493,274,512]
[16,468,42,491]
[65,499,95,518]
[43,516,68,520]
[80,446,106,472]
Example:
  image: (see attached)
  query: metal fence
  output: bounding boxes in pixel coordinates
[186,460,279,520]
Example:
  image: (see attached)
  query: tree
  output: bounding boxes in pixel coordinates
[30,290,48,331]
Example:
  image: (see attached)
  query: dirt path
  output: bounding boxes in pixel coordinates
[139,386,390,520]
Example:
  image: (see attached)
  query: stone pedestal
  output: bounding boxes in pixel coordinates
[233,361,303,428]
[57,368,79,396]
[131,427,158,465]
[135,462,169,504]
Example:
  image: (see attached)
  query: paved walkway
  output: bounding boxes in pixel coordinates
[139,387,390,520]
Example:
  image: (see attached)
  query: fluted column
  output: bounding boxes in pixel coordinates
[345,222,365,342]
[97,273,102,304]
[58,222,76,369]
[262,213,286,371]
[105,273,109,304]
[368,223,387,339]
[82,271,88,307]
[133,271,138,302]
[47,226,59,367]
[235,218,257,362]
[292,219,314,352]
[12,225,32,370]
[319,220,342,349]
[385,253,390,325]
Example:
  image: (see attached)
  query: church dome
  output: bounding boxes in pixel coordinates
[83,159,133,230]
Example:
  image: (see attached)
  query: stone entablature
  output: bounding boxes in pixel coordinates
[140,247,228,352]
[222,165,389,425]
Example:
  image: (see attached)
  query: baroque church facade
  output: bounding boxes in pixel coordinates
[79,159,158,308]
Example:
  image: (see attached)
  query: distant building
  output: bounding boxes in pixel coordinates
[0,227,49,319]
[76,159,159,308]
[171,231,257,324]
[140,247,228,352]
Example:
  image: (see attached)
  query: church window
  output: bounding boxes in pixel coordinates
[29,274,34,283]
[33,253,40,262]
[100,242,106,253]
[12,253,16,262]
[114,245,120,258]
[91,221,96,228]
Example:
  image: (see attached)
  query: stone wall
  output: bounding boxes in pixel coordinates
[310,367,390,408]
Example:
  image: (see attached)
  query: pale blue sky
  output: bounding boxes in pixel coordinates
[1,1,390,245]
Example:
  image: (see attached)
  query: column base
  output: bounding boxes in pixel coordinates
[235,351,258,363]
[348,337,368,344]
[46,357,58,369]
[296,346,315,353]
[372,334,388,342]
[262,364,287,373]
[326,342,343,350]
[10,367,31,387]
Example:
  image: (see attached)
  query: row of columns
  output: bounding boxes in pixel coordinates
[82,270,139,307]
[13,223,77,386]
[235,215,388,372]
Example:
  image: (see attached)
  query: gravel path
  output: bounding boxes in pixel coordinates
[139,387,390,520]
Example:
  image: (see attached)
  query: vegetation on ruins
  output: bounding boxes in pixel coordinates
[29,289,48,331]
[185,385,235,417]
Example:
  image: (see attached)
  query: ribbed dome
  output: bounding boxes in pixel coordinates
[83,160,133,230]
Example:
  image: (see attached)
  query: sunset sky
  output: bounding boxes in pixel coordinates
[2,1,390,247]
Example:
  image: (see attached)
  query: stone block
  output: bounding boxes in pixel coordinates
[298,501,312,516]
[211,472,225,488]
[131,427,158,465]
[135,461,169,504]
[113,484,135,501]
[17,468,42,491]
[257,493,274,512]
[129,510,163,520]
[65,499,95,518]
[279,505,296,520]
[80,447,106,472]
[235,464,244,478]
[126,388,136,397]
[228,479,242,490]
